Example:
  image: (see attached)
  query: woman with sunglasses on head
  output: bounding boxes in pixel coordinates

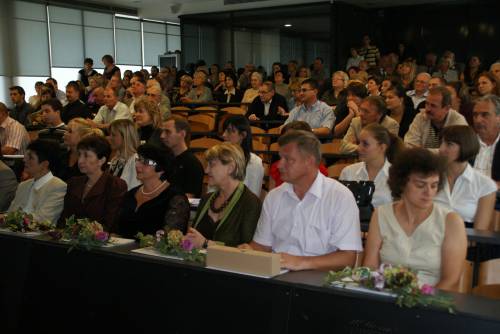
[117,144,190,239]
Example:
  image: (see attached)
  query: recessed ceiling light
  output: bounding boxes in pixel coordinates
[284,24,292,27]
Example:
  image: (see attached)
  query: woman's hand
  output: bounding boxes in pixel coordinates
[184,227,206,249]
[347,100,359,117]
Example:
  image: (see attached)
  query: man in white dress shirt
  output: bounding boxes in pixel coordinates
[6,140,66,224]
[241,130,362,271]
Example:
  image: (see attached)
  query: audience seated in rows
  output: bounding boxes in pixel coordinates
[246,81,288,127]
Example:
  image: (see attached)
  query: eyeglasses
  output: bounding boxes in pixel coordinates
[135,156,157,167]
[258,90,272,95]
[300,88,314,93]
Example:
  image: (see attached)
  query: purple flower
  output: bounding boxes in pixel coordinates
[372,271,385,290]
[95,231,109,242]
[180,238,194,252]
[420,284,436,295]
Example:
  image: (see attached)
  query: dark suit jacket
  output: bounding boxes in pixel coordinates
[214,88,243,104]
[246,93,288,122]
[58,172,127,231]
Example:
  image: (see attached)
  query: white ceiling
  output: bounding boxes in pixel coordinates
[81,0,459,22]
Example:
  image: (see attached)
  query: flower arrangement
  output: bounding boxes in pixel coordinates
[49,215,110,250]
[0,209,53,233]
[136,229,205,263]
[325,264,455,313]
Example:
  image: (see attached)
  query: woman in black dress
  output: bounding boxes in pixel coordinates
[117,144,190,238]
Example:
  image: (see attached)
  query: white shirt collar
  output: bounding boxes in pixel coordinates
[355,159,390,179]
[284,171,323,200]
[478,133,500,148]
[33,171,54,191]
[225,88,236,95]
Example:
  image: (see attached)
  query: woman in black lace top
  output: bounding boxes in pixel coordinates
[117,144,190,238]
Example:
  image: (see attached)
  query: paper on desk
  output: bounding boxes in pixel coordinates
[131,246,184,261]
[0,228,43,237]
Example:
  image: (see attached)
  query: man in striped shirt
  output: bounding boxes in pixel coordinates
[404,86,467,151]
[0,102,29,155]
[358,35,380,68]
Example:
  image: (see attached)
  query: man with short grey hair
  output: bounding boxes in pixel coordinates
[240,130,362,271]
[472,94,500,186]
[406,72,431,110]
[88,87,131,129]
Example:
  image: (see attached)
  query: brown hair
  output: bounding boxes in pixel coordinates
[441,125,480,162]
[166,115,192,145]
[388,147,447,199]
[361,123,403,163]
[133,96,162,128]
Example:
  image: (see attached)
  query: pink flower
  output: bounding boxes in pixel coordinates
[155,230,165,241]
[23,217,30,226]
[180,238,194,252]
[95,231,109,242]
[420,284,436,295]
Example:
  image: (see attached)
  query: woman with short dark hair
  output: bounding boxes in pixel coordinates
[434,125,497,230]
[117,144,190,238]
[59,135,127,231]
[363,147,467,290]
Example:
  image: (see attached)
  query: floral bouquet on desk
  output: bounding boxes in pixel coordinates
[49,215,110,250]
[325,264,455,313]
[0,209,53,233]
[136,229,205,263]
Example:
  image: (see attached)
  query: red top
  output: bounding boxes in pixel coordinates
[270,161,329,187]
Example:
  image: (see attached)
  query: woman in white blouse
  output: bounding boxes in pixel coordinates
[435,125,497,230]
[109,119,141,190]
[340,123,403,208]
[222,115,264,197]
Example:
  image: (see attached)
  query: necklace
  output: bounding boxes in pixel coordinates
[210,190,235,214]
[141,181,166,196]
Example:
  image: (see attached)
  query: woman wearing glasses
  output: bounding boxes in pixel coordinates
[117,144,190,238]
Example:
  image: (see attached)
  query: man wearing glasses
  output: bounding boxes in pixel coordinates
[284,79,335,136]
[246,81,288,128]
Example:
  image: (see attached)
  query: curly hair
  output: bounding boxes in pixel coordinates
[388,147,447,200]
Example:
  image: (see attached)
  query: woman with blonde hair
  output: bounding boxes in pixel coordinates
[241,71,263,105]
[59,117,104,181]
[133,96,162,147]
[109,119,141,190]
[171,74,193,105]
[321,71,349,106]
[399,61,417,90]
[186,143,262,248]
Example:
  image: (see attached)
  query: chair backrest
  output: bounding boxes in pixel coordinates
[188,114,216,132]
[190,137,222,150]
[456,260,473,294]
[472,284,500,300]
[221,106,246,115]
[268,126,282,135]
[478,258,500,286]
[327,162,351,179]
[321,139,342,155]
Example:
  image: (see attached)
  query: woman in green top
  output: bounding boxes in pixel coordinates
[186,143,262,248]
